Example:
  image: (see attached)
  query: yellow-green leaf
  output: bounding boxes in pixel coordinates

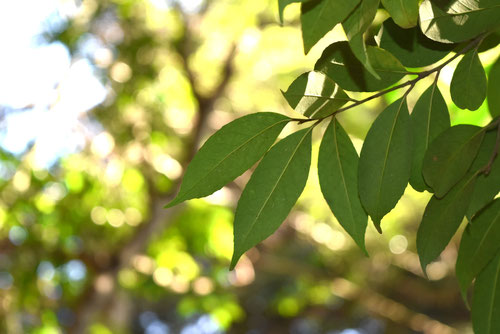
[381,0,419,28]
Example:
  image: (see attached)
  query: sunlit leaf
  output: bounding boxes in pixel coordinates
[487,57,500,118]
[315,41,407,92]
[358,98,412,232]
[282,71,351,119]
[457,199,500,299]
[472,251,500,334]
[417,173,477,273]
[301,0,360,53]
[419,0,500,44]
[450,49,487,111]
[410,83,450,192]
[422,125,484,198]
[318,119,367,251]
[166,113,290,208]
[378,19,455,68]
[231,128,312,269]
[381,0,419,28]
[279,0,309,24]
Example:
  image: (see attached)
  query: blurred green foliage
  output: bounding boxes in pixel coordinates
[1,0,497,333]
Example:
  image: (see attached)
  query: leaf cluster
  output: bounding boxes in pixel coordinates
[169,0,500,332]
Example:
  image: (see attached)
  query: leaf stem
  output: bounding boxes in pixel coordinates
[480,119,500,175]
[290,33,487,124]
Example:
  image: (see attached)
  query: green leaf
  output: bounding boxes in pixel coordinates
[457,199,500,300]
[381,0,419,28]
[378,19,455,68]
[318,119,368,252]
[279,0,309,24]
[450,49,487,111]
[282,71,351,119]
[422,125,484,198]
[166,113,290,208]
[301,0,360,53]
[315,41,407,92]
[342,0,380,77]
[419,0,500,44]
[358,98,412,232]
[417,173,477,273]
[487,57,500,118]
[467,129,500,218]
[410,83,450,192]
[472,251,500,334]
[231,128,312,269]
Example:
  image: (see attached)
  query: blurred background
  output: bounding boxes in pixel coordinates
[0,0,498,333]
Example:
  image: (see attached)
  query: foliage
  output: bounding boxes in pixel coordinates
[169,0,500,332]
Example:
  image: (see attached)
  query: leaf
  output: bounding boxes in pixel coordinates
[472,251,500,334]
[488,57,500,118]
[230,128,312,269]
[166,113,289,208]
[417,173,477,274]
[378,19,455,68]
[342,0,380,77]
[279,0,309,24]
[315,41,407,92]
[318,119,368,252]
[381,0,419,28]
[419,0,500,44]
[410,83,451,192]
[300,0,360,53]
[358,98,412,232]
[467,129,500,218]
[450,49,487,111]
[282,71,351,119]
[457,199,500,299]
[422,125,484,198]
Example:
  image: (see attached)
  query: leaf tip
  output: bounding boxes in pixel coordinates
[229,253,240,271]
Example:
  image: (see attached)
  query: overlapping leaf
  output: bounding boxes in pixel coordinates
[378,19,455,68]
[417,173,477,273]
[315,41,407,92]
[422,125,484,198]
[318,119,367,251]
[358,98,412,232]
[282,71,351,119]
[231,128,312,269]
[410,83,450,192]
[301,0,360,53]
[487,57,500,118]
[472,251,500,334]
[450,49,487,111]
[419,0,500,44]
[457,199,500,299]
[381,0,419,28]
[166,113,289,208]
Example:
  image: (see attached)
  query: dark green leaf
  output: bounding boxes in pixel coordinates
[457,199,500,299]
[166,113,289,208]
[301,0,360,53]
[410,83,450,192]
[467,129,500,218]
[419,0,500,44]
[358,98,412,232]
[450,49,487,111]
[231,128,312,269]
[381,0,419,28]
[282,71,351,119]
[315,41,407,92]
[279,0,309,24]
[417,173,477,273]
[488,57,500,118]
[378,19,455,68]
[422,125,484,198]
[318,119,368,252]
[472,251,500,334]
[342,0,380,76]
